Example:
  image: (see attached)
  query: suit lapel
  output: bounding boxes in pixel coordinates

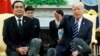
[22,16,29,31]
[12,16,20,31]
[22,16,26,31]
[71,17,75,31]
[78,18,86,36]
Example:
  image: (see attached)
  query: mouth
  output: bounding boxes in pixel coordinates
[75,14,79,16]
[17,11,22,13]
[74,14,80,18]
[17,11,23,14]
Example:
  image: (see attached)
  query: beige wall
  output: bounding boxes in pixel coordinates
[34,8,72,27]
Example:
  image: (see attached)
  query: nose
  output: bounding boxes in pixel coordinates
[75,10,79,13]
[29,14,32,16]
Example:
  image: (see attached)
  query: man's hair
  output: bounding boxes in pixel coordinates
[56,9,64,17]
[72,2,84,9]
[12,1,25,9]
[25,6,34,11]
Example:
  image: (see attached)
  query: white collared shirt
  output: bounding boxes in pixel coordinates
[15,16,23,26]
[55,19,63,40]
[75,17,83,31]
[58,29,63,40]
[55,20,60,28]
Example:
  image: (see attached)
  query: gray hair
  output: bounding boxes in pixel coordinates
[72,2,85,9]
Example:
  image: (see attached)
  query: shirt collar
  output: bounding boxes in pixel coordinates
[75,17,83,22]
[55,18,62,23]
[15,16,23,21]
[55,19,60,24]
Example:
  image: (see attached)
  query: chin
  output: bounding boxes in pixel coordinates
[75,16,81,19]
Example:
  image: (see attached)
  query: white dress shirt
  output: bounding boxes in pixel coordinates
[15,16,23,26]
[75,17,83,32]
[55,19,63,40]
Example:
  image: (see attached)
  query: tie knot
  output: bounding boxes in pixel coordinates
[18,19,21,21]
[76,20,78,22]
[75,20,78,24]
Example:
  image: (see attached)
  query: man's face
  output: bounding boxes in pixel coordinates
[54,12,59,20]
[72,5,84,19]
[25,10,34,18]
[13,2,25,16]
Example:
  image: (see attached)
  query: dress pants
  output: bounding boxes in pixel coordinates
[55,45,71,56]
[6,38,42,56]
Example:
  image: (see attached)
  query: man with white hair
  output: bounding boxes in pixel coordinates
[55,2,93,56]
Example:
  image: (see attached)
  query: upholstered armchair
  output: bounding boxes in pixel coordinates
[83,13,97,56]
[0,13,13,56]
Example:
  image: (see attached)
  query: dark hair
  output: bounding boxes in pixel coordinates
[12,1,25,9]
[56,9,64,17]
[25,6,34,11]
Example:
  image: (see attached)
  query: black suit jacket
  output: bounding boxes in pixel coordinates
[59,15,93,51]
[3,16,37,51]
[32,17,40,38]
[49,20,58,48]
[49,15,70,48]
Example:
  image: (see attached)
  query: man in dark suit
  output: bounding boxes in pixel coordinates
[3,1,41,56]
[25,6,44,56]
[25,6,40,37]
[55,2,93,56]
[49,10,64,48]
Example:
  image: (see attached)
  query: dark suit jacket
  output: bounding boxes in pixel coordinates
[32,17,40,38]
[49,20,58,48]
[3,16,37,52]
[59,15,93,51]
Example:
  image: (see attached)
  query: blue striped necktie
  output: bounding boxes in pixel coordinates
[71,20,79,52]
[73,20,79,38]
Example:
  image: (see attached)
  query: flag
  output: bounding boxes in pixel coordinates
[80,0,99,28]
[0,0,13,14]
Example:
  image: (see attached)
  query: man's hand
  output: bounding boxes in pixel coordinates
[22,47,29,55]
[16,47,29,55]
[72,50,79,56]
[16,47,24,55]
